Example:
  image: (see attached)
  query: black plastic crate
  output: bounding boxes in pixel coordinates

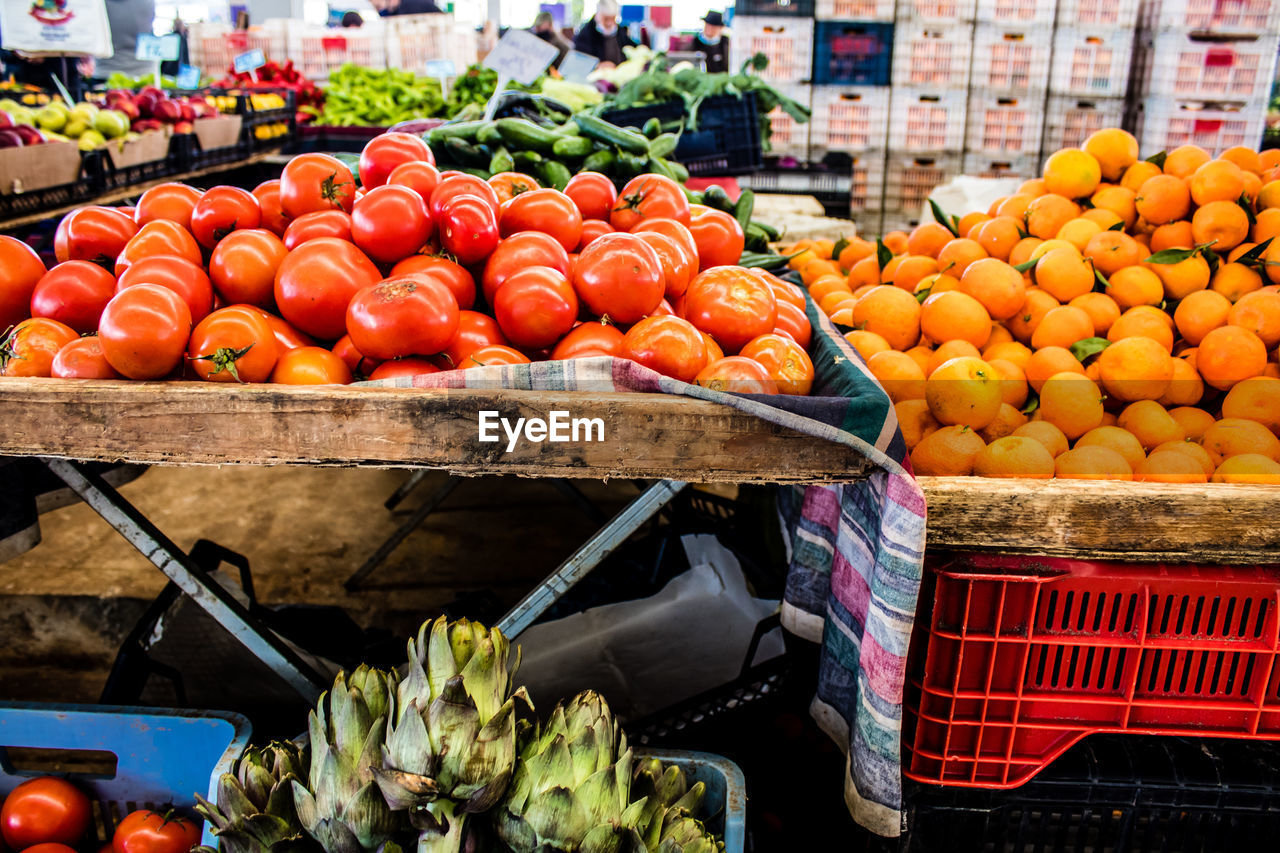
[170,133,250,172]
[292,124,383,154]
[735,0,817,14]
[813,21,894,86]
[600,93,763,176]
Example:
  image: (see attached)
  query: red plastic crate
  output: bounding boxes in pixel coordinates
[904,552,1280,789]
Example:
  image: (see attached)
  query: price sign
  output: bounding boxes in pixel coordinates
[135,33,181,62]
[176,63,201,89]
[482,28,558,86]
[424,58,456,77]
[558,50,597,83]
[233,48,266,74]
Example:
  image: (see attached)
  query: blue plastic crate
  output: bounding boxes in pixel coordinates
[637,749,746,853]
[813,21,894,86]
[0,702,251,847]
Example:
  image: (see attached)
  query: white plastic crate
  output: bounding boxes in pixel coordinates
[815,0,896,21]
[889,88,969,150]
[188,20,287,76]
[961,153,1040,178]
[850,150,890,212]
[730,16,815,84]
[1054,0,1139,28]
[970,26,1053,92]
[891,23,974,89]
[1141,0,1280,32]
[1050,27,1135,98]
[965,90,1047,156]
[897,0,978,24]
[763,84,813,160]
[1137,31,1279,102]
[974,0,1056,27]
[384,14,476,77]
[882,151,963,214]
[287,20,387,79]
[1041,95,1127,152]
[875,208,927,236]
[809,86,892,159]
[1137,97,1268,156]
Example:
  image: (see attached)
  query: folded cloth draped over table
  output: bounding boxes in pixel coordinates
[361,302,927,838]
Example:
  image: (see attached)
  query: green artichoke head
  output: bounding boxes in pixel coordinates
[628,758,721,853]
[196,741,319,853]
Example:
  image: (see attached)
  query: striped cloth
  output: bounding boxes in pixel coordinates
[363,302,927,837]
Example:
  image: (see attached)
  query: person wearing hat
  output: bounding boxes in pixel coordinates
[573,0,635,68]
[695,11,729,73]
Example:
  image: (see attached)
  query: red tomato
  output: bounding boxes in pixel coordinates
[99,285,193,380]
[352,185,432,264]
[346,274,460,360]
[54,206,137,265]
[459,344,530,368]
[2,792,87,853]
[275,238,382,341]
[633,217,699,267]
[763,274,807,310]
[270,345,353,384]
[253,310,315,351]
[252,179,289,236]
[112,810,200,853]
[368,357,439,380]
[360,132,434,189]
[683,267,778,353]
[52,337,122,379]
[280,153,357,220]
[694,356,779,394]
[0,235,46,332]
[481,231,570,305]
[24,843,78,853]
[651,299,676,316]
[577,219,614,251]
[134,183,202,229]
[493,266,579,349]
[619,315,708,382]
[190,186,261,249]
[332,334,381,377]
[702,332,724,363]
[439,310,508,366]
[283,210,353,251]
[488,172,540,204]
[428,174,499,220]
[740,333,814,396]
[610,175,690,231]
[30,260,117,333]
[687,206,745,270]
[390,255,475,310]
[209,229,288,309]
[773,299,812,350]
[0,317,78,377]
[187,305,280,382]
[572,232,664,324]
[114,220,202,276]
[633,230,695,300]
[565,172,617,221]
[551,322,625,360]
[499,188,583,253]
[116,255,214,325]
[437,195,499,265]
[387,161,441,205]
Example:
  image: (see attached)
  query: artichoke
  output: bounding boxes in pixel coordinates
[494,691,647,853]
[196,741,320,853]
[374,617,531,852]
[292,666,403,853]
[630,759,723,853]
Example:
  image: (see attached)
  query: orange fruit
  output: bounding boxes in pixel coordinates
[1264,239,1280,285]
[851,285,922,351]
[907,222,954,258]
[1169,406,1217,441]
[1149,220,1195,252]
[1117,399,1185,449]
[1153,438,1217,475]
[1057,218,1103,252]
[925,356,1004,429]
[1026,194,1082,239]
[927,339,983,375]
[1222,146,1263,175]
[883,231,909,255]
[895,398,941,450]
[1135,174,1192,225]
[1039,372,1106,439]
[1259,179,1280,210]
[1043,148,1103,199]
[1009,236,1045,268]
[1157,356,1206,407]
[994,193,1035,220]
[983,340,1033,367]
[1121,160,1163,192]
[1108,308,1176,352]
[936,238,989,278]
[1211,261,1264,302]
[1191,200,1250,251]
[1083,230,1143,276]
[845,329,892,359]
[1019,177,1048,195]
[972,436,1055,478]
[1035,246,1095,302]
[1222,376,1280,435]
[972,216,1023,261]
[1006,289,1061,344]
[1228,289,1280,348]
[1082,208,1126,230]
[1164,144,1212,179]
[921,291,993,349]
[1029,238,1077,263]
[904,345,933,375]
[1107,265,1164,309]
[1202,417,1280,461]
[829,306,856,325]
[1174,289,1232,345]
[848,254,882,288]
[1091,186,1139,230]
[1055,445,1134,480]
[989,357,1029,408]
[986,323,1014,347]
[1013,420,1070,457]
[1135,450,1208,482]
[1212,453,1280,483]
[837,237,875,271]
[1076,425,1147,469]
[1084,128,1140,181]
[1024,345,1085,392]
[1069,292,1122,336]
[1253,208,1280,244]
[1197,325,1268,390]
[980,402,1030,442]
[910,425,987,476]
[819,290,858,316]
[1150,252,1211,300]
[892,255,941,293]
[1031,305,1096,350]
[1189,159,1247,205]
[957,211,991,238]
[959,258,1027,320]
[915,272,961,298]
[867,350,927,403]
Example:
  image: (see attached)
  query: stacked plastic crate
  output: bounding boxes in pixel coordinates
[1132,0,1280,155]
[729,2,818,162]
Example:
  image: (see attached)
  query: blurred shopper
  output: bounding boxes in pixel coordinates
[531,11,571,64]
[369,0,443,16]
[573,0,633,68]
[96,0,158,79]
[695,11,729,73]
[340,11,364,26]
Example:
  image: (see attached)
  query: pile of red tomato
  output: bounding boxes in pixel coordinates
[1,776,200,853]
[0,131,816,395]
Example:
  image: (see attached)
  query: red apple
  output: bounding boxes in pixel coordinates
[12,125,45,145]
[173,120,194,134]
[0,110,12,129]
[154,100,182,123]
[0,128,25,148]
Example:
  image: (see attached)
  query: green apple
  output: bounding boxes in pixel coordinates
[0,98,18,113]
[36,105,67,133]
[9,106,36,126]
[77,129,105,151]
[63,117,88,138]
[69,102,98,122]
[93,109,129,139]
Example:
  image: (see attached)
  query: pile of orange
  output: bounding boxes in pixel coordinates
[786,128,1280,483]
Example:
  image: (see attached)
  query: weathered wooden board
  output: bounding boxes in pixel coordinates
[920,476,1280,563]
[0,378,874,484]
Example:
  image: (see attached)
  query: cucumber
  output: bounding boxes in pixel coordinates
[745,222,770,253]
[476,124,503,146]
[642,117,662,138]
[615,150,649,177]
[754,220,780,241]
[665,158,689,182]
[556,121,581,136]
[489,146,515,175]
[702,184,734,213]
[645,157,683,183]
[537,160,573,191]
[443,137,489,167]
[573,113,651,155]
[552,135,595,159]
[582,149,616,174]
[648,133,679,159]
[455,166,492,180]
[426,120,485,144]
[734,188,756,232]
[512,150,543,169]
[495,117,561,153]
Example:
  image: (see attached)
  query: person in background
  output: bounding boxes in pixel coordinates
[96,0,159,80]
[368,0,442,16]
[160,17,189,78]
[573,0,633,68]
[694,11,729,73]
[340,11,364,26]
[531,11,571,65]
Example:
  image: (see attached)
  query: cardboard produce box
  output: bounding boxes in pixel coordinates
[0,141,83,195]
[102,129,172,169]
[193,115,243,151]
